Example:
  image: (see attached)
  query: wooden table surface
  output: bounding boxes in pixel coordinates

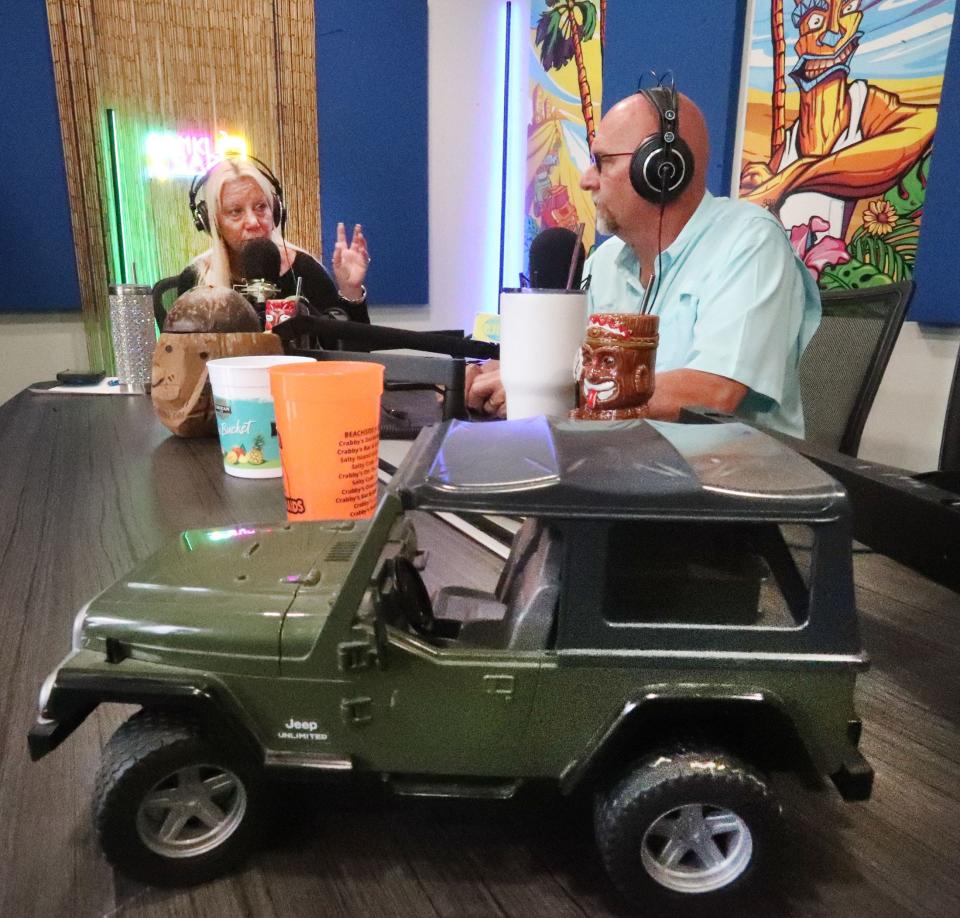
[1,389,958,918]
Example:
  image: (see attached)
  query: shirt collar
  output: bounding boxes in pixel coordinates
[613,190,716,279]
[663,190,714,262]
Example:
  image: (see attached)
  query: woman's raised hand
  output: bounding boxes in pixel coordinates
[331,222,370,299]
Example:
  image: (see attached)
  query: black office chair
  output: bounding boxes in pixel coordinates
[151,275,181,329]
[938,343,960,471]
[912,340,960,495]
[799,280,913,456]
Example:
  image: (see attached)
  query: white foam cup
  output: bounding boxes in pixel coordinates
[206,355,315,478]
[499,289,588,419]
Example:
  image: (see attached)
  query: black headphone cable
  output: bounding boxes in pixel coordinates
[642,186,667,316]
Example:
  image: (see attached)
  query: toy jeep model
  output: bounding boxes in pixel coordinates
[29,417,873,906]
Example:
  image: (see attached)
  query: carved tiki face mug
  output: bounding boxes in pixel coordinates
[570,313,659,420]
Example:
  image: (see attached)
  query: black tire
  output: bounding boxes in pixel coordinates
[594,748,778,910]
[93,708,264,886]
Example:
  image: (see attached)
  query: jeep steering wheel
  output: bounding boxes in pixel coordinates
[385,556,435,635]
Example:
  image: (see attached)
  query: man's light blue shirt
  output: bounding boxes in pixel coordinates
[584,191,821,437]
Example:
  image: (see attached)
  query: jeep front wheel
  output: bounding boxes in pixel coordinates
[93,709,264,885]
[594,749,778,906]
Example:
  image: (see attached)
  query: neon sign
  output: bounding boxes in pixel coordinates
[145,130,249,179]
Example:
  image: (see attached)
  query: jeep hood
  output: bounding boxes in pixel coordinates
[79,522,367,663]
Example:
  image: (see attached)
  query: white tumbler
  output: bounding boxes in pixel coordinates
[499,288,588,419]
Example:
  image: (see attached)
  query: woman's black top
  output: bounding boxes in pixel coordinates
[176,250,370,324]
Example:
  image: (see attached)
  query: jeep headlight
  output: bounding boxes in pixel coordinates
[72,600,92,650]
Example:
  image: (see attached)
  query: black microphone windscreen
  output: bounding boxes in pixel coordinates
[528,227,585,289]
[241,238,281,284]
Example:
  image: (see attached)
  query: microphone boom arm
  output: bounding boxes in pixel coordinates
[272,314,500,360]
[272,315,502,421]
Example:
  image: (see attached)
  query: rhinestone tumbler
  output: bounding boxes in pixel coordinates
[108,284,156,391]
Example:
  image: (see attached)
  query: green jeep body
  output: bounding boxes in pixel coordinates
[29,417,873,900]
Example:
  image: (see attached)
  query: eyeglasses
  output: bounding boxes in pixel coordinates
[590,151,635,173]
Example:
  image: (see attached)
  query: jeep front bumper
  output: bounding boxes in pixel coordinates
[829,720,874,801]
[830,747,874,800]
[28,651,96,761]
[27,654,220,761]
[28,698,98,761]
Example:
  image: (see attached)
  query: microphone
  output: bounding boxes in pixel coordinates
[238,238,281,304]
[528,227,585,289]
[273,314,500,360]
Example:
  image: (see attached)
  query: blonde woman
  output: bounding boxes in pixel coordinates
[179,157,371,323]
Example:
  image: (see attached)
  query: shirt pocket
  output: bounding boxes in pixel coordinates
[655,292,698,370]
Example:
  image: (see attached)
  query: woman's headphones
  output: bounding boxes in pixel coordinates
[628,80,695,204]
[188,156,286,234]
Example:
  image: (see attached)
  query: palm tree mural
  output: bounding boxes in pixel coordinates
[771,0,787,159]
[535,0,599,145]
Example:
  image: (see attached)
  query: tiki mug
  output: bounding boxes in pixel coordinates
[570,313,659,420]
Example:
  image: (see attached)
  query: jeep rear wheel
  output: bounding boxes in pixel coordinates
[93,709,263,885]
[594,749,777,907]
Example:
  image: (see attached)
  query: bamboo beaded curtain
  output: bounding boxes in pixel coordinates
[45,0,320,370]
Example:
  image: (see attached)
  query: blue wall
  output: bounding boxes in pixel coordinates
[0,2,80,311]
[603,3,748,199]
[315,0,428,305]
[912,13,960,325]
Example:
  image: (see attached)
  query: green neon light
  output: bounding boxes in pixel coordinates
[106,108,127,284]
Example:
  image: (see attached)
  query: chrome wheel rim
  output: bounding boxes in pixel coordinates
[640,803,753,894]
[136,764,247,859]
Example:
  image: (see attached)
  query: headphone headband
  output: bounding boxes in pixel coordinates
[188,155,286,234]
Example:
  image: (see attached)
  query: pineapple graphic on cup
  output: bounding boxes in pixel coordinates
[224,436,264,466]
[247,435,265,465]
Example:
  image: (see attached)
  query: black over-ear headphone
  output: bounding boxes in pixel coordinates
[629,81,695,204]
[188,155,286,234]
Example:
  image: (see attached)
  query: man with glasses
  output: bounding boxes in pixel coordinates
[467,90,820,437]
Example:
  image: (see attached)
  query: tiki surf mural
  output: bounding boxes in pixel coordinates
[736,0,954,290]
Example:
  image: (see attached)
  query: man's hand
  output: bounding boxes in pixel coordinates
[465,360,507,418]
[332,222,370,299]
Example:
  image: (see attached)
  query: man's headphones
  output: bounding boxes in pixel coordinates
[629,79,695,204]
[188,156,286,234]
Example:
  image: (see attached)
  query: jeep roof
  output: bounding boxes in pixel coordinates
[393,416,846,520]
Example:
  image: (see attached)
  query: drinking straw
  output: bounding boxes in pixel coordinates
[565,223,585,290]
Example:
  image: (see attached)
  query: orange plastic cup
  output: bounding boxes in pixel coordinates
[269,362,384,521]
